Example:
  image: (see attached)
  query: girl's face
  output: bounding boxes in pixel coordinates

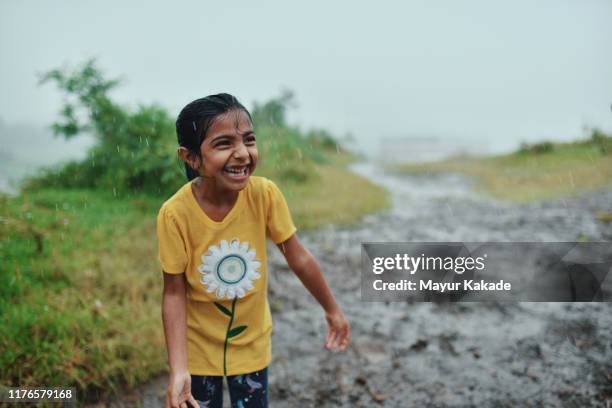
[197,109,258,192]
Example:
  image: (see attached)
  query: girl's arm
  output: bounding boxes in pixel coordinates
[162,272,189,375]
[277,234,351,351]
[162,272,198,408]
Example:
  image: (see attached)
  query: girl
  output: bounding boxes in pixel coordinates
[157,93,351,408]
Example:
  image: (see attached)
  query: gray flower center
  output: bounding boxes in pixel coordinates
[216,255,247,284]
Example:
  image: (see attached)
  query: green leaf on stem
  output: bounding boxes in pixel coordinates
[228,325,248,338]
[214,302,232,317]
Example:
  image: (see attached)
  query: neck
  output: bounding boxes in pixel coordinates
[192,177,239,206]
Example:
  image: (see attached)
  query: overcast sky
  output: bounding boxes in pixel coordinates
[1,0,611,157]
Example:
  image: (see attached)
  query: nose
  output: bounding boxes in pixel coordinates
[232,142,249,161]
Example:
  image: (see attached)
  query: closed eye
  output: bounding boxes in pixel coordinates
[214,139,232,148]
[244,134,256,145]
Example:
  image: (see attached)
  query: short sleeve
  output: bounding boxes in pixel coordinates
[156,206,188,274]
[265,179,297,244]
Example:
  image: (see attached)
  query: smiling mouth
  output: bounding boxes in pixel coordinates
[223,164,251,178]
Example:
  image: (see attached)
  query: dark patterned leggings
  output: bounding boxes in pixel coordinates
[191,367,268,408]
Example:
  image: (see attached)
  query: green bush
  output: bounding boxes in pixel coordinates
[518,141,555,155]
[23,60,183,196]
[25,60,338,195]
[591,128,612,155]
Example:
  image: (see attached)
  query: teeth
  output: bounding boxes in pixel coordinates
[225,166,249,176]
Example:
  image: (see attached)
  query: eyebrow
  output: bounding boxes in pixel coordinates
[210,130,255,143]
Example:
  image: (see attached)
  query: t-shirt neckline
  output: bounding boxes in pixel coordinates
[185,179,246,229]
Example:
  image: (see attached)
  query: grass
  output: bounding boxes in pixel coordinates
[0,190,165,401]
[0,152,389,403]
[284,151,389,229]
[393,136,612,202]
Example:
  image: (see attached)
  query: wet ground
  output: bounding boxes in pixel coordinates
[134,163,612,407]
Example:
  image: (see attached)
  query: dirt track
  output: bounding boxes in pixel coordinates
[266,164,612,407]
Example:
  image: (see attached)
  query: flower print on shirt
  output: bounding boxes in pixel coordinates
[198,239,261,299]
[198,238,262,375]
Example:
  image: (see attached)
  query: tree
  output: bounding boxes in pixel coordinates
[30,59,182,196]
[251,89,296,128]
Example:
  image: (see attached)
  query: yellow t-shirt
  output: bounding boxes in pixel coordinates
[156,176,296,376]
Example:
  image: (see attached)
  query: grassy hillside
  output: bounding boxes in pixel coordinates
[394,131,612,202]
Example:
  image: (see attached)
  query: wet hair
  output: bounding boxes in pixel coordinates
[175,93,252,180]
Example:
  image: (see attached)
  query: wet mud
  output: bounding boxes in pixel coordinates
[133,163,612,407]
[267,163,612,407]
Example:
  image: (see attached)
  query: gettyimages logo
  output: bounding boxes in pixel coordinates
[371,253,487,275]
[361,242,612,302]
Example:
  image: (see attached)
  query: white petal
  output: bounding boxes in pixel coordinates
[247,271,261,280]
[216,286,227,298]
[246,249,256,260]
[209,245,221,257]
[199,264,213,273]
[244,281,254,290]
[227,287,236,299]
[206,283,218,292]
[240,241,249,253]
[203,255,215,265]
[230,239,239,250]
[250,261,261,271]
[220,240,229,252]
[202,274,215,283]
[236,287,246,298]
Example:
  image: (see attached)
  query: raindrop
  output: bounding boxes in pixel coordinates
[146,138,150,147]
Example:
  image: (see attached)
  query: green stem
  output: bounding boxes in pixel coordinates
[223,297,237,377]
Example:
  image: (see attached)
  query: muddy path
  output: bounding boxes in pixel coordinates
[133,163,612,407]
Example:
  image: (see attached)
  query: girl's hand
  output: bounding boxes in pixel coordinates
[166,371,198,408]
[324,309,351,351]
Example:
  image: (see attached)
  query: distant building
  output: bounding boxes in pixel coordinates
[378,136,473,164]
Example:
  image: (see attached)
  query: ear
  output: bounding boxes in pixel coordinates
[177,147,201,173]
